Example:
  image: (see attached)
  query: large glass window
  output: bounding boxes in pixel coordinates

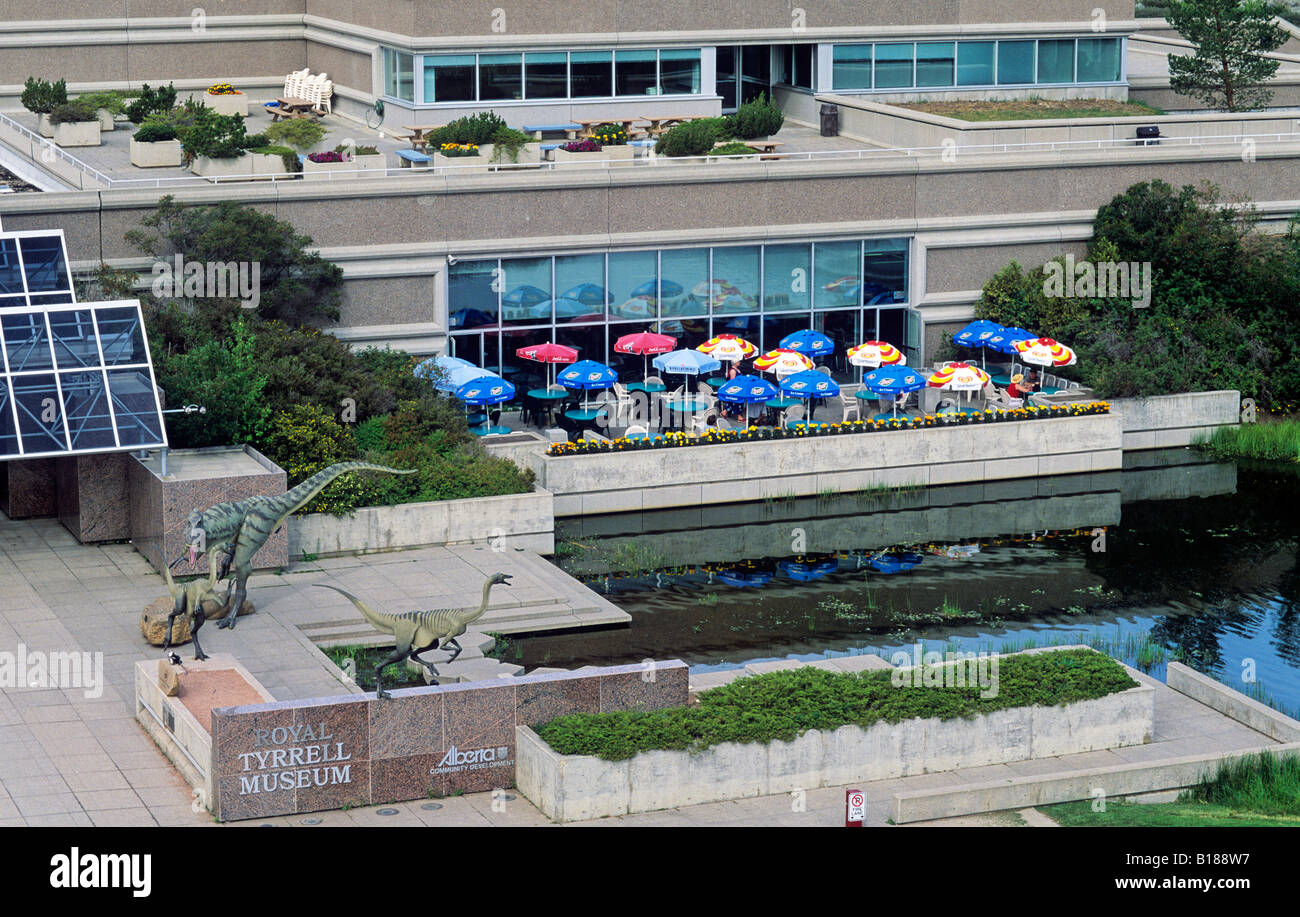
[916,43,955,88]
[423,54,476,103]
[659,249,709,318]
[833,44,872,90]
[615,50,658,96]
[957,41,995,86]
[660,49,701,94]
[875,43,914,89]
[793,44,815,89]
[814,242,861,310]
[554,254,608,322]
[763,244,810,312]
[383,48,414,102]
[479,52,522,101]
[1037,39,1075,84]
[709,246,761,314]
[997,41,1035,85]
[448,260,498,329]
[717,46,738,109]
[775,45,793,86]
[500,258,552,326]
[570,51,613,97]
[863,238,908,305]
[608,251,659,320]
[525,52,567,99]
[1078,37,1122,82]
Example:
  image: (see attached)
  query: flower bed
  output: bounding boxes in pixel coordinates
[545,402,1111,456]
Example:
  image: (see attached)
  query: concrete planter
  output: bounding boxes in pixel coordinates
[203,91,248,117]
[433,151,491,173]
[52,120,101,147]
[353,152,387,176]
[288,488,554,557]
[1109,390,1241,450]
[488,142,542,166]
[248,151,289,178]
[301,157,364,180]
[95,108,116,131]
[36,113,54,137]
[190,154,250,179]
[518,670,1155,822]
[129,136,183,167]
[552,145,634,167]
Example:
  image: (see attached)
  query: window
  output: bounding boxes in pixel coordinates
[608,251,659,320]
[763,244,810,312]
[1037,39,1075,84]
[875,43,914,89]
[709,246,761,314]
[423,54,476,102]
[957,41,995,86]
[525,52,567,99]
[554,254,608,321]
[660,49,701,94]
[717,46,738,109]
[814,242,861,310]
[659,248,709,318]
[916,42,955,88]
[383,48,414,102]
[997,41,1035,85]
[863,238,908,305]
[1078,37,1122,82]
[793,44,815,89]
[833,44,872,90]
[775,45,793,86]
[570,50,613,97]
[448,260,498,329]
[479,52,522,100]
[615,49,658,96]
[501,258,552,326]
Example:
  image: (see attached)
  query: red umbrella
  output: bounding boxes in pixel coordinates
[516,341,578,387]
[614,331,677,378]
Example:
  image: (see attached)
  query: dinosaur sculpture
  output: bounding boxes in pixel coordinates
[183,461,415,632]
[160,557,225,662]
[315,572,512,698]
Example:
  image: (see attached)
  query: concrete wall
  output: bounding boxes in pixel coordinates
[1110,390,1240,450]
[536,413,1124,516]
[288,488,555,558]
[1166,662,1300,744]
[518,674,1155,822]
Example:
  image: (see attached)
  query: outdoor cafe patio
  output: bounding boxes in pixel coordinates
[415,320,1097,445]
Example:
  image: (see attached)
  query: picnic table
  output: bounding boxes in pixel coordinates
[398,125,447,151]
[564,408,604,423]
[527,387,570,426]
[576,118,642,137]
[743,140,785,159]
[269,97,321,121]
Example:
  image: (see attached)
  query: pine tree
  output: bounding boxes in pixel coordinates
[1165,0,1290,111]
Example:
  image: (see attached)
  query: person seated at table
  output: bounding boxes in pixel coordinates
[1006,373,1035,399]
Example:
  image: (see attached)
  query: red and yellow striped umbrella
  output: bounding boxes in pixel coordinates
[1014,337,1077,367]
[697,334,756,362]
[753,348,815,376]
[847,341,905,369]
[927,362,990,391]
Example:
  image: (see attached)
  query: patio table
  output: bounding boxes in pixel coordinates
[401,125,448,151]
[765,397,801,410]
[626,381,667,393]
[527,388,569,425]
[270,97,320,121]
[704,376,728,388]
[564,408,604,423]
[471,424,512,436]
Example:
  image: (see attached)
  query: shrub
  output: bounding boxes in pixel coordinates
[260,403,359,494]
[447,111,506,145]
[240,132,271,149]
[132,122,178,143]
[264,118,326,151]
[726,92,784,139]
[711,141,756,157]
[49,100,100,124]
[336,143,378,156]
[153,319,272,448]
[77,90,135,116]
[125,82,177,124]
[21,77,67,114]
[655,117,728,156]
[261,144,299,172]
[489,126,533,162]
[179,112,248,159]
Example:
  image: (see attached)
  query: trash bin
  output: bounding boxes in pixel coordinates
[820,103,839,138]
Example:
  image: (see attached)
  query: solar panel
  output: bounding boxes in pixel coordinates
[0,230,167,460]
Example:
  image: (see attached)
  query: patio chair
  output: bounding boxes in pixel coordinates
[691,411,718,434]
[717,416,745,432]
[644,375,664,388]
[696,380,714,397]
[815,365,832,375]
[283,68,309,99]
[839,391,860,423]
[782,404,805,429]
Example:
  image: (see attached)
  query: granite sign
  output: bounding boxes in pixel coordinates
[208,661,687,821]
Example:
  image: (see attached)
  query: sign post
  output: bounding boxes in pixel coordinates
[845,788,865,827]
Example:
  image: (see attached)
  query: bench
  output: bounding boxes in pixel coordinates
[522,123,582,140]
[395,149,433,167]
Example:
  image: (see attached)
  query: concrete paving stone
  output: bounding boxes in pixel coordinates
[89,808,158,827]
[0,818,25,827]
[19,705,82,725]
[3,774,72,798]
[75,788,147,812]
[121,768,190,790]
[0,797,19,820]
[0,756,58,780]
[131,784,192,809]
[62,770,130,793]
[100,751,170,771]
[151,805,214,827]
[25,811,95,827]
[14,792,83,817]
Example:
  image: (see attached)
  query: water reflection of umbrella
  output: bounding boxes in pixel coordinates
[779,329,835,359]
[502,284,550,307]
[779,559,839,582]
[716,569,772,587]
[560,283,610,307]
[868,552,923,574]
[613,295,657,319]
[693,279,756,311]
[450,308,494,329]
[632,279,683,298]
[527,298,591,320]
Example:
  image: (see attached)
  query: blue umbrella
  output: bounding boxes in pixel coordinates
[868,552,924,575]
[432,362,501,393]
[780,370,840,399]
[557,359,618,409]
[528,297,593,320]
[455,376,515,406]
[779,559,839,582]
[952,320,1005,369]
[862,366,927,417]
[717,375,777,404]
[716,569,772,588]
[560,283,610,307]
[779,329,835,359]
[501,284,550,308]
[414,354,474,386]
[652,349,722,388]
[985,326,1036,355]
[449,308,494,329]
[632,279,683,299]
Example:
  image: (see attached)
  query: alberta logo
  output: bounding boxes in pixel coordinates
[431,745,513,774]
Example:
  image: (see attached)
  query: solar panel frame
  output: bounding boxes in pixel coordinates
[0,229,168,461]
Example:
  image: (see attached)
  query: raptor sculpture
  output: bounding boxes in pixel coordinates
[183,461,415,632]
[316,572,512,698]
[160,557,224,662]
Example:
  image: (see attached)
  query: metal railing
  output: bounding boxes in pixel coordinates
[8,122,1300,192]
[0,111,114,189]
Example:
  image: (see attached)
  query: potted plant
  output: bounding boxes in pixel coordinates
[183,112,252,178]
[488,126,541,167]
[708,141,759,164]
[264,118,327,155]
[21,77,67,138]
[203,82,248,117]
[129,121,182,167]
[301,149,356,180]
[76,90,133,132]
[126,83,178,125]
[433,142,490,172]
[337,143,385,175]
[553,139,612,166]
[50,99,102,147]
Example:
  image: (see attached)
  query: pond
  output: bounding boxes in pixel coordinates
[514,448,1300,718]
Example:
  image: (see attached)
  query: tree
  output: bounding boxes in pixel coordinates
[1165,0,1289,111]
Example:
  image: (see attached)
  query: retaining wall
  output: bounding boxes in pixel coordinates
[1110,390,1240,450]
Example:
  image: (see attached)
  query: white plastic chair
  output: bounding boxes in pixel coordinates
[839,391,860,422]
[782,404,805,428]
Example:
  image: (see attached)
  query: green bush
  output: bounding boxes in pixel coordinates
[179,112,249,159]
[726,92,783,139]
[655,117,729,156]
[489,126,534,162]
[259,403,360,503]
[537,649,1138,760]
[21,77,67,114]
[448,111,507,145]
[49,100,99,124]
[335,143,379,156]
[711,141,756,157]
[240,132,271,149]
[132,122,178,143]
[264,118,326,151]
[76,90,136,116]
[125,83,177,124]
[154,319,272,448]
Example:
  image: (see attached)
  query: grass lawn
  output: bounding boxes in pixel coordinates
[1041,800,1300,827]
[898,98,1165,121]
